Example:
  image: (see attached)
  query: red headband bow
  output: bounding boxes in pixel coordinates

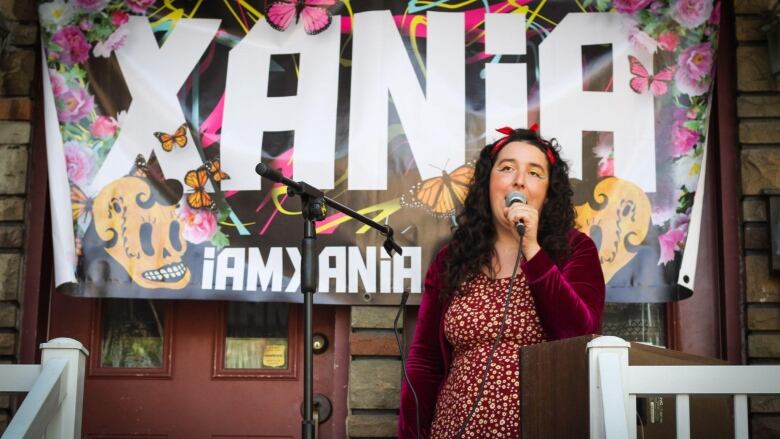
[489,127,515,156]
[490,125,556,166]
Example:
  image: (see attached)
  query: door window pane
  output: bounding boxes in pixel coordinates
[100,299,166,368]
[602,303,666,347]
[225,302,289,369]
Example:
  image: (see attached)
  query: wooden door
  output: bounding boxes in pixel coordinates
[48,292,348,438]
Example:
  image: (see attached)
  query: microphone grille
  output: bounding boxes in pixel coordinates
[505,191,527,207]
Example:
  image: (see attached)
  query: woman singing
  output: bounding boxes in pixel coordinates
[398,127,605,438]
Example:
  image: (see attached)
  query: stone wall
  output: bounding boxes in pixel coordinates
[736,0,780,436]
[347,306,403,437]
[0,0,37,431]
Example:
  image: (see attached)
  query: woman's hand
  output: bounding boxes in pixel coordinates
[504,202,542,260]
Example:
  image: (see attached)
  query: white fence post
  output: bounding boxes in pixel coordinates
[587,336,632,439]
[587,340,780,439]
[39,337,89,439]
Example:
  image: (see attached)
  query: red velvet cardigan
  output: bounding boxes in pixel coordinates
[398,229,605,438]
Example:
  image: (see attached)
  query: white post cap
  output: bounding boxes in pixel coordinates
[586,336,631,350]
[40,337,90,356]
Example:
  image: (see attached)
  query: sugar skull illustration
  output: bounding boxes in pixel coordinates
[575,177,651,283]
[91,176,190,289]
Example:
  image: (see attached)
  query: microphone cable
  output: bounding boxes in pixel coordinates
[394,289,421,439]
[454,236,524,439]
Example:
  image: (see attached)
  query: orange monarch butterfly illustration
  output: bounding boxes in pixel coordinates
[184,168,214,210]
[154,123,188,152]
[205,158,230,182]
[131,154,149,177]
[70,184,93,230]
[401,163,475,218]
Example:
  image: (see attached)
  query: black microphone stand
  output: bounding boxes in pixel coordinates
[256,164,402,439]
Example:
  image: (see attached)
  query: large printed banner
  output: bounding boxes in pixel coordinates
[40,0,719,304]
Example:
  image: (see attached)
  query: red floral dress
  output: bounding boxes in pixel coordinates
[430,271,546,438]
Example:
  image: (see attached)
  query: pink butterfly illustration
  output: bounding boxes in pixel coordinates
[628,55,675,97]
[266,0,336,35]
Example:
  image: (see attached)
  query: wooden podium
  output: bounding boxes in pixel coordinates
[520,335,733,438]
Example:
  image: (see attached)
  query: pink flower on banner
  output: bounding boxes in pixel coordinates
[111,10,129,26]
[657,32,679,52]
[658,227,686,265]
[671,213,690,231]
[50,25,91,65]
[613,0,653,14]
[649,1,664,13]
[90,115,118,139]
[56,85,94,122]
[671,119,699,157]
[72,0,109,12]
[671,0,713,29]
[651,205,673,226]
[628,27,658,53]
[79,18,94,32]
[179,205,218,244]
[675,42,713,96]
[125,0,155,13]
[710,1,720,25]
[63,141,95,186]
[48,69,68,97]
[93,25,129,58]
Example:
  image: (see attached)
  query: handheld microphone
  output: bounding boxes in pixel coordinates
[504,191,527,236]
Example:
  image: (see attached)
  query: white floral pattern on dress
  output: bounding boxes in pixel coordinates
[431,271,546,438]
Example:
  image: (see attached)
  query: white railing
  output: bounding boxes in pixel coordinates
[587,336,780,439]
[0,338,88,439]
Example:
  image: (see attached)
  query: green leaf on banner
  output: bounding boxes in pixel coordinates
[211,230,230,249]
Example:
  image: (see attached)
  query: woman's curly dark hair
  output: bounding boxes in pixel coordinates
[440,128,576,300]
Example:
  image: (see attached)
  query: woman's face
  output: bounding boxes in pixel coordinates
[489,141,550,233]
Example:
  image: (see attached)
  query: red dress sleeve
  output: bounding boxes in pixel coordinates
[521,229,606,340]
[398,248,448,439]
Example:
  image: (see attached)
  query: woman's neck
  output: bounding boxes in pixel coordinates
[490,233,523,278]
[494,228,520,250]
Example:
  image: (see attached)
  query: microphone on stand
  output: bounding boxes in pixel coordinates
[254,160,404,439]
[504,191,527,236]
[255,163,285,184]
